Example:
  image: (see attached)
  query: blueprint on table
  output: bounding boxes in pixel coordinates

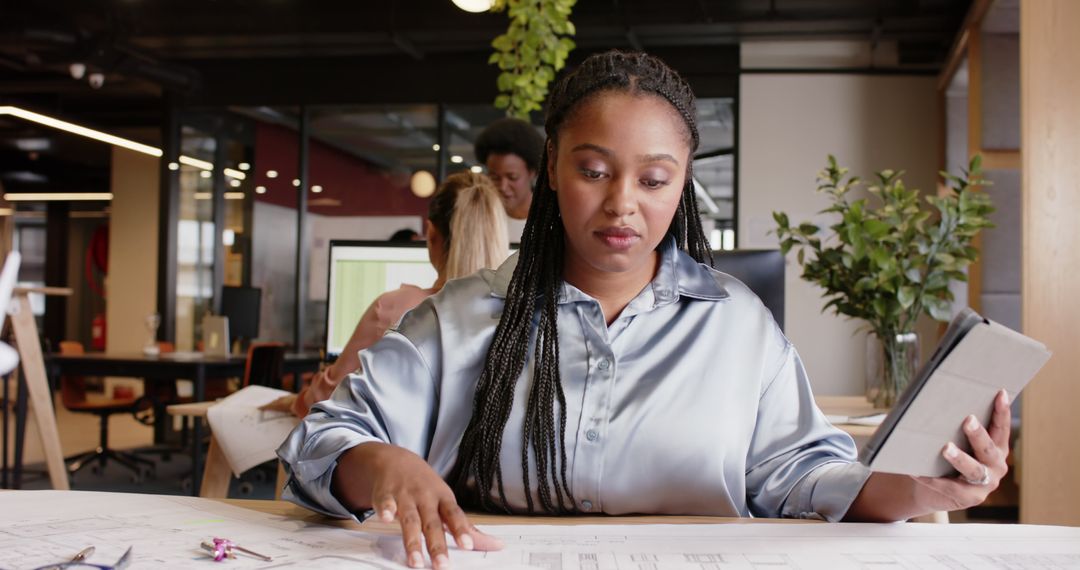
[1,491,1079,569]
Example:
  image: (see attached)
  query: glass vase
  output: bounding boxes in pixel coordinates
[865,331,920,409]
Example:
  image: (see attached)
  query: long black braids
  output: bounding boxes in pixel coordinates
[449,50,713,514]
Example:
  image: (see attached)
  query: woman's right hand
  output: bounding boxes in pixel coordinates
[331,442,503,569]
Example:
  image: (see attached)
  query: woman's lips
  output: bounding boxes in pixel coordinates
[594,227,640,250]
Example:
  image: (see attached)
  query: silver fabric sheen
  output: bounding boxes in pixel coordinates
[278,237,871,521]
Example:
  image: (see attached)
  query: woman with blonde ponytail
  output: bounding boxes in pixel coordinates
[288,172,508,417]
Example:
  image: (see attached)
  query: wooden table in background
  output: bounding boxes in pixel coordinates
[38,352,320,494]
[815,394,881,447]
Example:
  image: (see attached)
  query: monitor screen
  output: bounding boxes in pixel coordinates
[711,250,785,331]
[325,240,439,358]
[221,286,262,340]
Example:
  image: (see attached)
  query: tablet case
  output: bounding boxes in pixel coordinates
[859,308,1052,477]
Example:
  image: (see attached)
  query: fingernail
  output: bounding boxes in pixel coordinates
[379,510,394,522]
[409,551,424,568]
[434,553,450,569]
[944,442,959,458]
[965,415,979,432]
[1000,390,1010,406]
[459,534,474,551]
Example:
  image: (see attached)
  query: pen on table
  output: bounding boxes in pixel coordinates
[71,546,95,562]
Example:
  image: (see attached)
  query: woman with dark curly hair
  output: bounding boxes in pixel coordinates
[474,116,545,239]
[280,51,1013,570]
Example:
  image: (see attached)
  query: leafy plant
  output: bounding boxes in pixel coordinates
[489,0,577,119]
[773,155,994,342]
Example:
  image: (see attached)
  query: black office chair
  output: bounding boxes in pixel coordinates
[242,342,285,389]
[58,341,155,481]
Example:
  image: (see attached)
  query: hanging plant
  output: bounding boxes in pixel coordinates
[489,0,577,119]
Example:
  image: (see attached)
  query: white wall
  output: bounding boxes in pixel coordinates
[106,148,159,353]
[740,74,939,395]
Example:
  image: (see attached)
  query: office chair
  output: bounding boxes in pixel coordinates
[58,341,155,481]
[242,342,285,389]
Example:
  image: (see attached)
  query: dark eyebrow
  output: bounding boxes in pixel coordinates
[569,143,680,166]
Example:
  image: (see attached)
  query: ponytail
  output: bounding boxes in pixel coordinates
[429,172,509,281]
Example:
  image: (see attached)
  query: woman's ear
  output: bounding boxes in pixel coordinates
[546,141,557,191]
[425,219,440,246]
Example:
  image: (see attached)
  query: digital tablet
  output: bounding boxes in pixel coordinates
[859,308,1051,477]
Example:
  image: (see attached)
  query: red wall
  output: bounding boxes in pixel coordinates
[252,122,428,216]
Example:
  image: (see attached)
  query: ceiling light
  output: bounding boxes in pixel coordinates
[87,72,105,89]
[168,162,179,171]
[238,162,250,171]
[470,165,483,173]
[450,0,494,13]
[432,143,441,152]
[14,138,50,152]
[179,155,214,170]
[4,172,47,183]
[450,155,463,163]
[200,170,212,179]
[255,186,267,194]
[0,106,162,157]
[292,179,300,187]
[3,192,113,202]
[229,179,241,188]
[267,170,278,179]
[410,170,437,198]
[311,185,323,193]
[68,62,86,80]
[0,106,243,182]
[194,192,243,200]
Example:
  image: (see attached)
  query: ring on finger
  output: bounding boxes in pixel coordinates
[962,463,991,486]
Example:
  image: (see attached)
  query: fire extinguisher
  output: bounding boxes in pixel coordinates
[86,225,108,350]
[91,313,106,351]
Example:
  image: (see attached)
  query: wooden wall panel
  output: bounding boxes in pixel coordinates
[1020,0,1080,526]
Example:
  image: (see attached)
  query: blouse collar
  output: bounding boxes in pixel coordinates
[489,236,730,308]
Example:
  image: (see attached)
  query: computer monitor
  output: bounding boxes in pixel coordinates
[325,240,439,359]
[221,286,262,341]
[711,250,785,331]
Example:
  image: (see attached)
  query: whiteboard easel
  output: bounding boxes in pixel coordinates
[8,286,71,490]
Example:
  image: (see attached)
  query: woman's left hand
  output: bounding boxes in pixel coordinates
[912,389,1012,511]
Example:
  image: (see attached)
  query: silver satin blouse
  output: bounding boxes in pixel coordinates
[278,237,872,521]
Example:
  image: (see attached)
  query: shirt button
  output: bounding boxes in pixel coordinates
[580,500,593,511]
[597,358,610,370]
[586,429,599,441]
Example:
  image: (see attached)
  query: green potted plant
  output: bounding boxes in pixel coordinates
[489,0,578,119]
[773,155,994,408]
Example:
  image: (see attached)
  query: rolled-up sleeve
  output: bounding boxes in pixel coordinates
[277,304,443,519]
[745,343,872,521]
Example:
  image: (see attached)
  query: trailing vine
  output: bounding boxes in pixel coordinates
[489,0,577,119]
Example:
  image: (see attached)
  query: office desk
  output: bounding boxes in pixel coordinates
[3,490,1078,569]
[28,352,321,494]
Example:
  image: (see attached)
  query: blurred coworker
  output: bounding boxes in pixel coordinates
[289,172,509,417]
[473,117,544,241]
[388,228,420,242]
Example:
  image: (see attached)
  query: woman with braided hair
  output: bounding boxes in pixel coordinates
[279,50,1014,570]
